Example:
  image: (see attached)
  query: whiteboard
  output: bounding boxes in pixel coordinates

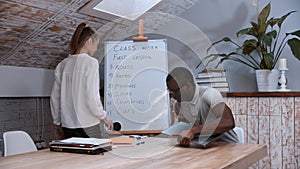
[104,39,170,131]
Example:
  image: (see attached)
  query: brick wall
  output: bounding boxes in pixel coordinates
[0,97,54,156]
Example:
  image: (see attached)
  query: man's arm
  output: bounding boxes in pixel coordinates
[178,102,235,145]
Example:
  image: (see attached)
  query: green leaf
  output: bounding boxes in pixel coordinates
[204,54,220,61]
[287,30,300,38]
[266,30,277,39]
[250,22,259,30]
[259,61,267,69]
[222,37,231,42]
[196,54,220,68]
[219,53,238,62]
[261,34,273,47]
[199,52,241,68]
[264,53,275,69]
[287,38,300,61]
[247,27,258,37]
[242,39,257,54]
[218,52,237,58]
[268,17,277,27]
[258,3,270,26]
[207,37,232,52]
[204,55,219,68]
[278,11,296,28]
[258,23,268,36]
[237,26,258,38]
[237,28,251,37]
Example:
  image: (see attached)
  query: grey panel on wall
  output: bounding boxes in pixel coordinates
[0,66,54,97]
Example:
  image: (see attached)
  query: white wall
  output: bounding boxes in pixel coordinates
[166,0,300,91]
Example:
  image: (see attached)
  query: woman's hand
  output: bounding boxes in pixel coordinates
[101,118,113,130]
[54,124,65,140]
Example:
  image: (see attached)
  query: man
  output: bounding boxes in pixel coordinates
[166,67,238,145]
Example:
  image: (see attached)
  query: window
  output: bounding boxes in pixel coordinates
[79,0,162,21]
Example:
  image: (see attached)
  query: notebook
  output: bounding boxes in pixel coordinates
[161,122,193,136]
[108,136,135,146]
[162,122,222,148]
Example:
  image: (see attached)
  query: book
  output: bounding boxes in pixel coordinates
[196,77,227,83]
[201,68,225,73]
[214,87,230,92]
[161,122,193,136]
[197,82,229,88]
[197,68,229,92]
[197,72,225,78]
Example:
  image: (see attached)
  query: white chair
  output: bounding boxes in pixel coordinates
[3,130,37,156]
[233,127,244,143]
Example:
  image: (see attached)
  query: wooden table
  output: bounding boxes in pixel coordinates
[108,129,162,135]
[0,137,267,169]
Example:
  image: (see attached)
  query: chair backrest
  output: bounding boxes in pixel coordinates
[233,127,245,143]
[3,130,37,156]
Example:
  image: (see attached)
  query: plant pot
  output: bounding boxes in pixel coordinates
[255,69,279,92]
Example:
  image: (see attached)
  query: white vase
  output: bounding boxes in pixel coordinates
[255,69,279,92]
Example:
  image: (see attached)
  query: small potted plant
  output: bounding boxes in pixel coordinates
[198,2,300,91]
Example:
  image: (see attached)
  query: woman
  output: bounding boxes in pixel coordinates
[50,23,113,139]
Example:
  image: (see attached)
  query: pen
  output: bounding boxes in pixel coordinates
[136,141,145,145]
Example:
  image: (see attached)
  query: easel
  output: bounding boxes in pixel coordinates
[107,19,165,135]
[132,19,148,42]
[109,20,160,135]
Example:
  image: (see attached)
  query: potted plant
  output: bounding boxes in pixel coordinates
[198,2,300,91]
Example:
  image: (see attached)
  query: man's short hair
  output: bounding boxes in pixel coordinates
[166,67,195,86]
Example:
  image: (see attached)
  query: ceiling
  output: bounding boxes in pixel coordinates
[0,0,199,69]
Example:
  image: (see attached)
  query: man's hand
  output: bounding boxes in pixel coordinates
[177,129,195,145]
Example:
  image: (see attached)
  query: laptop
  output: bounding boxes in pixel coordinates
[49,144,112,155]
[49,137,112,155]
